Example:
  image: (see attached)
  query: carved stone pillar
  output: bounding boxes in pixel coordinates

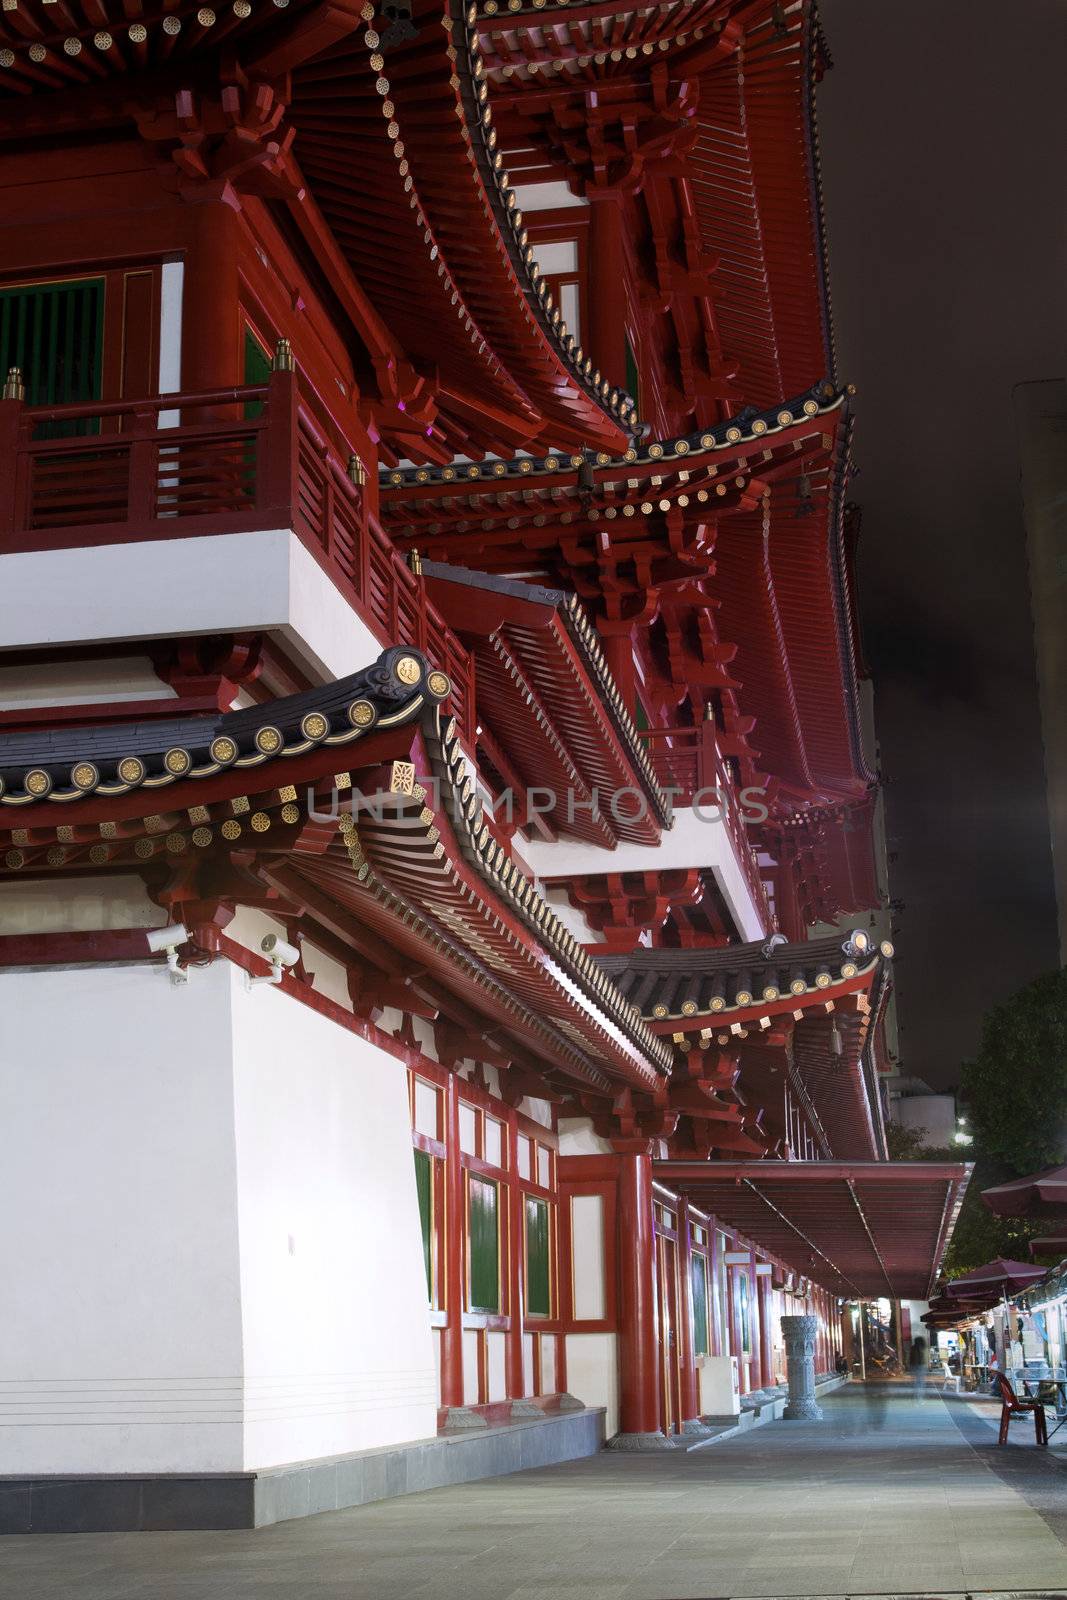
[781,1314,823,1421]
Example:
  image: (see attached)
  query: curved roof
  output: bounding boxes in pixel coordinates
[290,0,632,458]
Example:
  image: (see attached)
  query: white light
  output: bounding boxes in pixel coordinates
[952,1131,974,1146]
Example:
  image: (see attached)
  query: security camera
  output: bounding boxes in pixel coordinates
[249,933,300,988]
[261,934,300,968]
[145,923,190,984]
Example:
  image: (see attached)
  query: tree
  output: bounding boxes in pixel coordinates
[961,967,1067,1174]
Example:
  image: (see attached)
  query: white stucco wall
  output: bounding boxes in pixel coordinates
[0,962,244,1473]
[229,975,438,1468]
[0,958,438,1475]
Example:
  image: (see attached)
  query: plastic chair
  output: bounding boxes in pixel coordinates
[940,1372,961,1394]
[996,1373,1047,1446]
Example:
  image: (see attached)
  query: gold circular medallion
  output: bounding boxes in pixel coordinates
[710,995,726,1012]
[700,433,715,448]
[164,748,191,776]
[880,940,895,958]
[349,700,375,728]
[165,833,187,854]
[118,756,146,785]
[735,989,752,1006]
[250,811,271,832]
[681,1000,698,1016]
[300,712,329,740]
[841,961,858,979]
[752,420,768,435]
[279,803,299,825]
[88,844,109,865]
[726,427,742,443]
[427,671,450,698]
[134,838,155,858]
[778,410,794,426]
[763,985,780,1002]
[255,726,282,755]
[71,763,98,792]
[210,736,238,765]
[192,827,213,848]
[803,399,819,416]
[46,847,66,866]
[221,820,242,841]
[25,769,51,797]
[4,849,24,870]
[394,656,421,686]
[652,1004,668,1019]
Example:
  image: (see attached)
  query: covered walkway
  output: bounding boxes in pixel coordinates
[8,1387,1067,1599]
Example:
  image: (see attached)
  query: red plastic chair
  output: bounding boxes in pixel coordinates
[996,1373,1047,1445]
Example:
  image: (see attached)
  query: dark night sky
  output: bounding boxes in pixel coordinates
[818,2,1067,1087]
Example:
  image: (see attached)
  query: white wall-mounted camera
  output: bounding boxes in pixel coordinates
[146,923,190,984]
[248,932,301,989]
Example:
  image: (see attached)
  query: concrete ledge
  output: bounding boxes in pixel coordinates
[0,1407,606,1534]
[692,1373,849,1447]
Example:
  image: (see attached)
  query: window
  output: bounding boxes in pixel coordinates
[525,1196,551,1317]
[692,1253,709,1356]
[0,278,105,437]
[737,1271,751,1353]
[624,331,640,419]
[468,1174,499,1312]
[413,1149,433,1300]
[243,328,272,420]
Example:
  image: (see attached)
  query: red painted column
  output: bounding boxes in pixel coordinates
[758,1274,775,1388]
[505,1114,525,1399]
[587,191,629,392]
[181,202,241,394]
[676,1199,700,1424]
[440,1072,465,1410]
[616,1151,661,1436]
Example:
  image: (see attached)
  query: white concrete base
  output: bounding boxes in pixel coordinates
[0,961,437,1478]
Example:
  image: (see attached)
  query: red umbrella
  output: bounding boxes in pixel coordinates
[946,1258,1048,1296]
[1029,1237,1067,1260]
[982,1166,1067,1219]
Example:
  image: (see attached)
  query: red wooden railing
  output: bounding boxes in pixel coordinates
[0,368,475,744]
[639,721,772,926]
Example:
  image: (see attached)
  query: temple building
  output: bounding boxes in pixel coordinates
[0,0,968,1532]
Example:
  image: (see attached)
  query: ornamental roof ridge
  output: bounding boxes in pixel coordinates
[381,380,846,489]
[593,927,893,1023]
[453,0,636,433]
[0,647,450,809]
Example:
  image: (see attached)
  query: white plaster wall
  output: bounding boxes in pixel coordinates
[0,655,175,710]
[228,972,438,1467]
[523,805,766,942]
[0,874,167,933]
[566,1334,618,1438]
[0,530,381,685]
[0,962,244,1473]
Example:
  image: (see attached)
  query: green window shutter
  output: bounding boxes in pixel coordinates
[738,1272,751,1352]
[525,1196,551,1317]
[413,1149,433,1301]
[243,329,272,420]
[469,1175,499,1312]
[0,278,105,438]
[691,1253,709,1356]
[624,332,640,420]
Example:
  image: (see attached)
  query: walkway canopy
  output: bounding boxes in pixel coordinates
[982,1165,1067,1218]
[654,1160,971,1300]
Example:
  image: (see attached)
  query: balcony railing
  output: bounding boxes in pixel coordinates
[0,363,474,744]
[639,721,772,927]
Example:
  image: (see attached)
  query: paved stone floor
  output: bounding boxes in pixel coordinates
[6,1387,1067,1599]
